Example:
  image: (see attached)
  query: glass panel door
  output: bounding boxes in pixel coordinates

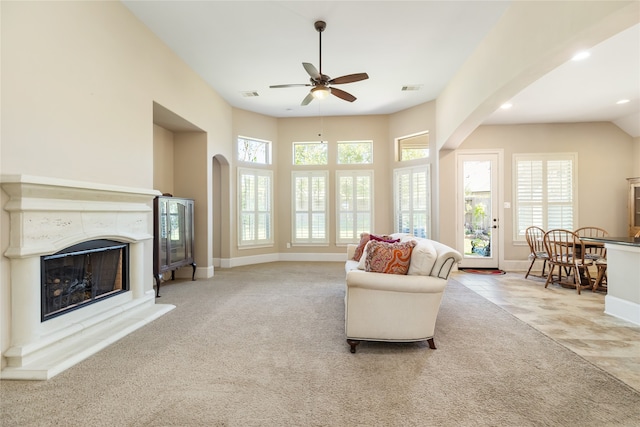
[457,153,499,268]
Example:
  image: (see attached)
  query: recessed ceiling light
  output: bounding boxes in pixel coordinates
[571,51,590,61]
[616,99,630,105]
[500,103,513,110]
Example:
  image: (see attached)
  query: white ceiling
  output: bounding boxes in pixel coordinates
[123,1,640,137]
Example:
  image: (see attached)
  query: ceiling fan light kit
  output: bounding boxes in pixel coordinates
[312,86,331,99]
[269,20,369,106]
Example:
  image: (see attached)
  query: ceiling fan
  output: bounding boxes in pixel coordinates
[269,20,369,106]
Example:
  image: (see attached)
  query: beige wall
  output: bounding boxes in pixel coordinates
[153,125,176,195]
[633,137,640,178]
[228,106,439,260]
[439,122,635,262]
[275,115,391,253]
[231,109,279,260]
[1,1,233,361]
[388,102,440,237]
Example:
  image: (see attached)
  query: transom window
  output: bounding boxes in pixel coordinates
[513,153,577,241]
[337,140,373,164]
[293,141,328,165]
[238,136,271,164]
[397,132,429,161]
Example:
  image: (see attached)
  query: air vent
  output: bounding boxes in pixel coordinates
[401,85,422,91]
[241,91,259,97]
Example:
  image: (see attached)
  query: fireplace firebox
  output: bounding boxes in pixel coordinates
[41,239,129,320]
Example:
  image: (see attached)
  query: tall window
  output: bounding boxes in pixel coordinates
[397,132,429,161]
[293,141,328,165]
[337,141,373,164]
[394,166,430,238]
[238,168,273,247]
[238,136,271,164]
[513,153,577,241]
[292,171,328,245]
[336,170,373,244]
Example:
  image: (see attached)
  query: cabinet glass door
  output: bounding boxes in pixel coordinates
[168,200,187,264]
[634,186,640,228]
[159,198,168,265]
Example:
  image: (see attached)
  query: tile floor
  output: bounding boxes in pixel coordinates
[451,269,640,392]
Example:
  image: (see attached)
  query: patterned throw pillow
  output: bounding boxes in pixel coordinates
[352,233,371,261]
[364,240,416,275]
[352,233,399,261]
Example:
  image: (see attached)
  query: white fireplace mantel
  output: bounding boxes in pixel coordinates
[1,175,175,380]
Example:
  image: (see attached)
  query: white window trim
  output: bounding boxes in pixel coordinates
[396,131,430,162]
[237,135,272,165]
[393,165,431,238]
[237,167,274,248]
[291,170,329,246]
[512,152,578,242]
[336,170,374,244]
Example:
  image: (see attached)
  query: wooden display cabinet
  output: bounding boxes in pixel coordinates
[629,177,640,238]
[153,196,196,297]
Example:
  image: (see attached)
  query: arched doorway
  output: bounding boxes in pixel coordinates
[212,154,230,268]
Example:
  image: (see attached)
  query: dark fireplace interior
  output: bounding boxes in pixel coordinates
[41,239,129,320]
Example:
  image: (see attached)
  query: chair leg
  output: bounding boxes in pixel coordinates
[575,265,591,295]
[525,259,535,278]
[593,266,607,291]
[544,265,555,288]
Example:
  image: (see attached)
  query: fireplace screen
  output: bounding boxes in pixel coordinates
[41,240,129,320]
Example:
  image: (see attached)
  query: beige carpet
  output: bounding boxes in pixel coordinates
[2,261,639,426]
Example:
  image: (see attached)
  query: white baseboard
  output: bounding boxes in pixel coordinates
[216,252,345,269]
[172,265,214,280]
[605,295,640,326]
[215,255,532,272]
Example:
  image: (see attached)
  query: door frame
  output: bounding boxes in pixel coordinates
[455,149,504,269]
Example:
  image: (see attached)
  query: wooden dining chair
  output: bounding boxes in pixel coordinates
[574,226,608,260]
[593,258,608,292]
[543,229,593,294]
[524,226,548,279]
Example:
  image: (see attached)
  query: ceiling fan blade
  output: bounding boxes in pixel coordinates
[301,92,314,106]
[269,84,311,88]
[330,87,357,102]
[303,62,321,80]
[329,73,369,85]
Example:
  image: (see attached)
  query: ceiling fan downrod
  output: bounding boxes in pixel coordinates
[315,21,326,77]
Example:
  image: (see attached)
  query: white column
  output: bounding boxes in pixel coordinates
[10,257,42,346]
[129,242,145,299]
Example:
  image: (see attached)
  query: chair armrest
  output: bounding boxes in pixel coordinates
[429,241,463,279]
[346,269,447,294]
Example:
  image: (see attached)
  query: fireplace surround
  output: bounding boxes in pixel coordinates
[1,175,175,380]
